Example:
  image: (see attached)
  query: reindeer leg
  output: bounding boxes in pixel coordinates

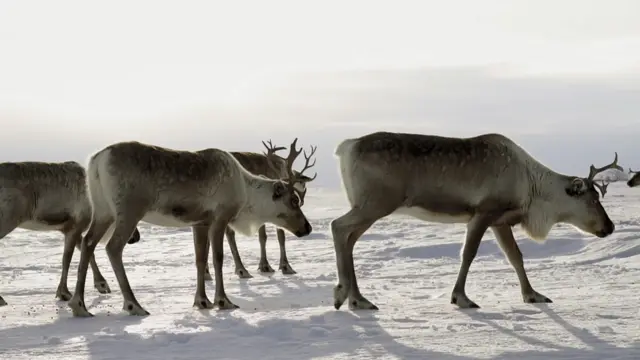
[331,208,382,310]
[56,230,78,301]
[89,252,111,294]
[257,225,275,273]
[0,217,20,306]
[226,227,252,278]
[71,231,112,295]
[192,224,214,309]
[69,220,111,317]
[491,225,552,304]
[451,215,491,309]
[203,236,213,281]
[105,217,149,316]
[276,228,296,275]
[0,194,26,306]
[212,220,239,310]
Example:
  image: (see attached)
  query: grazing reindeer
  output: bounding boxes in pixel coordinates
[331,131,620,310]
[68,139,312,317]
[627,168,640,187]
[0,161,140,306]
[202,139,317,279]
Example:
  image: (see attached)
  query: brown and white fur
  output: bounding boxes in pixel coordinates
[0,161,140,307]
[202,140,317,279]
[331,131,620,310]
[68,139,312,317]
[627,168,640,187]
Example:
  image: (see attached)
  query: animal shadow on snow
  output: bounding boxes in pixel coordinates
[462,304,640,359]
[0,295,146,358]
[232,274,337,311]
[0,300,472,359]
[98,311,474,360]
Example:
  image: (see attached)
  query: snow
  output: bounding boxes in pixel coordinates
[1,183,639,360]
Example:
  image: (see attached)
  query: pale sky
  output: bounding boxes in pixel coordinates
[1,0,639,187]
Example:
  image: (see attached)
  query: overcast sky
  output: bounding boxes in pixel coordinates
[1,0,639,188]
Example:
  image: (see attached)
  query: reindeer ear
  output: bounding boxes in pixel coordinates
[566,178,588,196]
[272,181,286,200]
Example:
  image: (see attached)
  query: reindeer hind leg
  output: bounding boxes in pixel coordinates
[0,193,27,306]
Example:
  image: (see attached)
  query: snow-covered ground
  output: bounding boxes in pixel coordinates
[1,183,639,360]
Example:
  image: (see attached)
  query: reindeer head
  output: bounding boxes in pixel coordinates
[262,139,317,205]
[563,152,621,238]
[261,138,317,237]
[627,168,640,188]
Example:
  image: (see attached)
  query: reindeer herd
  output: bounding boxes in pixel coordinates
[0,131,636,317]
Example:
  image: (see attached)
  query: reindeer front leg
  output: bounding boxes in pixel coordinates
[56,231,78,301]
[192,224,214,309]
[258,225,275,273]
[211,220,239,310]
[276,229,296,274]
[491,225,552,304]
[226,227,253,278]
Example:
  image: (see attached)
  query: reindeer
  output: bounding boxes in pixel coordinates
[201,140,317,279]
[627,168,640,187]
[0,161,140,307]
[330,131,620,310]
[68,139,312,317]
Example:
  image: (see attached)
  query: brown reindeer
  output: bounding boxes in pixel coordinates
[0,161,140,307]
[201,139,317,279]
[330,131,620,310]
[68,139,312,317]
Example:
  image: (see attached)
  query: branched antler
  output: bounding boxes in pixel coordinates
[593,181,610,197]
[261,138,318,199]
[262,140,286,157]
[297,145,318,182]
[587,152,623,181]
[282,138,303,188]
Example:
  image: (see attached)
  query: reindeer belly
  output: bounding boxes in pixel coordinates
[141,212,195,227]
[142,205,212,228]
[19,221,66,231]
[19,212,72,231]
[393,206,471,224]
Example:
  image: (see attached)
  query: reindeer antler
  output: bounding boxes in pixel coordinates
[296,144,318,182]
[262,140,286,157]
[587,152,623,181]
[282,138,302,185]
[593,181,610,197]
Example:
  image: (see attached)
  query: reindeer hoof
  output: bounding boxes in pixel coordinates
[193,296,214,309]
[94,281,111,294]
[258,263,275,273]
[450,293,480,309]
[215,297,239,310]
[56,287,73,301]
[523,291,553,304]
[279,263,297,275]
[123,301,150,316]
[333,284,348,310]
[69,298,94,317]
[0,296,7,306]
[235,268,253,279]
[348,297,379,311]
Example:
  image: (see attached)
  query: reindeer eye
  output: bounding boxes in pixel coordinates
[591,198,600,205]
[291,196,300,207]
